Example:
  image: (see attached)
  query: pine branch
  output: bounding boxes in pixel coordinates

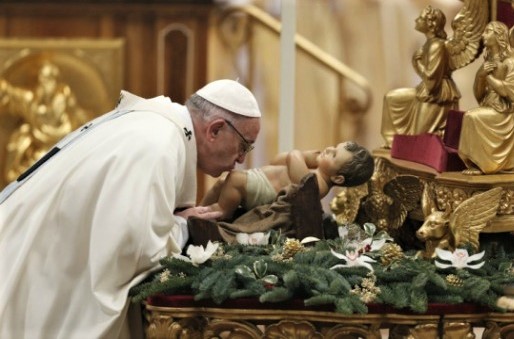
[259,287,293,303]
[130,232,514,315]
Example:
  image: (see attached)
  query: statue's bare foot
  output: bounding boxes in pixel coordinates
[462,167,483,175]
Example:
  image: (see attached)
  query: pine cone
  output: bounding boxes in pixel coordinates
[380,243,404,266]
[281,238,304,259]
[446,274,464,287]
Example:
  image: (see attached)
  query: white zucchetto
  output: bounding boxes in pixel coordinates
[196,79,261,118]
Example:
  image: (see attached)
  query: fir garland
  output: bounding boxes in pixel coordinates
[130,225,514,314]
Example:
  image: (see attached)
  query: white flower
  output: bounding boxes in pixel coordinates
[301,236,320,244]
[236,232,270,245]
[173,241,219,267]
[360,237,386,252]
[330,249,376,271]
[159,269,171,283]
[434,248,485,269]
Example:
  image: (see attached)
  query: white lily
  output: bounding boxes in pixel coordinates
[434,248,485,269]
[330,249,376,271]
[173,241,219,267]
[360,237,387,252]
[236,232,270,245]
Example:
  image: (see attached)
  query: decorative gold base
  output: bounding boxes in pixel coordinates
[144,301,514,339]
[373,148,514,233]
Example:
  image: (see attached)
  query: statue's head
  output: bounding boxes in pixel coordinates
[39,62,59,80]
[416,5,447,38]
[38,61,60,93]
[423,5,447,39]
[483,21,510,60]
[416,208,450,241]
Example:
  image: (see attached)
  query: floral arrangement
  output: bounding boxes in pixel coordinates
[130,223,514,314]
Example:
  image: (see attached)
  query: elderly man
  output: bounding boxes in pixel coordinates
[0,79,261,338]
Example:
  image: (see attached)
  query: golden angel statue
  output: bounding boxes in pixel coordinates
[381,0,488,148]
[330,169,423,234]
[361,174,423,232]
[416,187,503,259]
[0,61,91,182]
[458,21,514,175]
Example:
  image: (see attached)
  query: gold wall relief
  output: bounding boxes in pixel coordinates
[0,38,124,189]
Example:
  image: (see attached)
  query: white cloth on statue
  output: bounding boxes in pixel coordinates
[243,167,278,210]
[0,90,197,338]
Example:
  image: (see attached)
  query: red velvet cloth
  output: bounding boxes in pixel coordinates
[497,1,514,28]
[443,110,464,150]
[146,294,490,315]
[390,110,466,172]
[391,133,465,172]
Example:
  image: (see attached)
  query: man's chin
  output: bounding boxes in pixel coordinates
[201,164,234,178]
[209,169,229,178]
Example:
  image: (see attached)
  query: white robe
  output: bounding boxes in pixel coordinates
[0,91,197,338]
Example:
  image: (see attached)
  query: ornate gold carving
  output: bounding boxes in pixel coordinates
[145,301,514,339]
[363,174,423,231]
[416,187,503,258]
[0,38,123,188]
[442,322,475,339]
[498,188,514,215]
[0,62,91,181]
[330,183,368,225]
[145,311,205,339]
[204,318,262,338]
[482,320,514,339]
[263,320,322,339]
[406,323,439,339]
[330,149,514,253]
[146,311,207,339]
[323,323,382,338]
[432,184,468,212]
[146,311,205,339]
[483,320,502,339]
[330,157,401,227]
[389,323,441,339]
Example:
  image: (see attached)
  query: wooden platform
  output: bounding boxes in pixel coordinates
[144,295,514,338]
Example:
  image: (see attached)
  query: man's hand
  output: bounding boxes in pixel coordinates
[175,206,222,220]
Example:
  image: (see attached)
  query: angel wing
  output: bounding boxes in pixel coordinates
[362,175,422,230]
[450,187,503,249]
[446,0,488,71]
[382,175,424,229]
[421,181,438,218]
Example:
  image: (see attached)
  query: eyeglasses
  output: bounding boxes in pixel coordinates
[224,119,255,155]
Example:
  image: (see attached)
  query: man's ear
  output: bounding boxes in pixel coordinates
[331,174,345,186]
[207,119,225,141]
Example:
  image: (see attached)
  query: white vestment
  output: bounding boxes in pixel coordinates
[0,91,197,338]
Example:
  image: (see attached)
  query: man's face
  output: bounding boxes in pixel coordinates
[201,118,260,177]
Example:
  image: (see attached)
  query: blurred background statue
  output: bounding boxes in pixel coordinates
[0,61,90,181]
[380,0,488,148]
[458,21,514,175]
